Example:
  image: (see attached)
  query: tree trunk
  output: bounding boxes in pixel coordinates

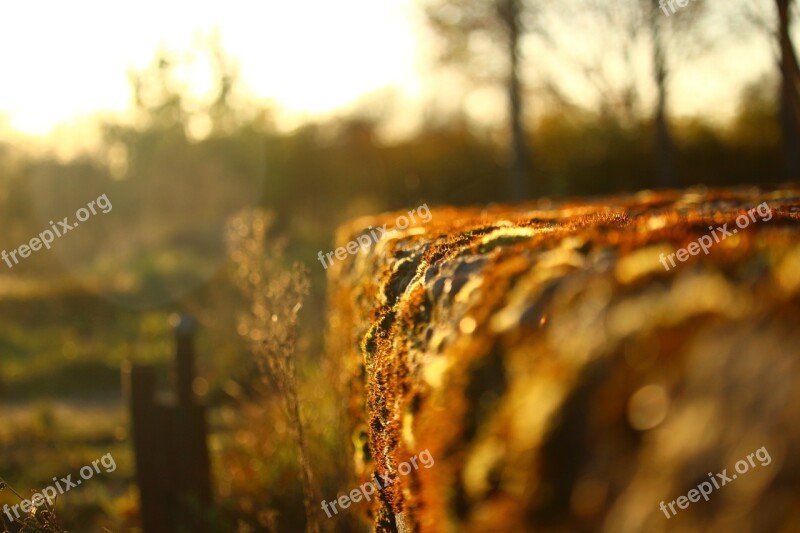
[777,0,800,179]
[650,0,675,189]
[501,0,532,200]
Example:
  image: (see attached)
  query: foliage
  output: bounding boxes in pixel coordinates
[226,210,320,533]
[0,480,67,533]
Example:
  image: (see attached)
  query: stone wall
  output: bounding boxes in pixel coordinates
[326,188,800,532]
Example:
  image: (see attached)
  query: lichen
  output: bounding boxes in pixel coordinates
[327,188,800,532]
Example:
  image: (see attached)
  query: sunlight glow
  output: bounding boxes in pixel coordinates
[0,0,777,140]
[0,0,420,135]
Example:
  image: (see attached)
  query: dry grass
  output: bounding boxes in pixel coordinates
[226,209,321,533]
[0,480,67,533]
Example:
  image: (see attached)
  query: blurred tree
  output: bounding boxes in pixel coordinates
[555,4,641,126]
[569,0,712,188]
[128,49,188,133]
[207,32,239,136]
[648,0,675,188]
[731,73,781,147]
[776,0,800,178]
[734,0,800,179]
[426,0,547,200]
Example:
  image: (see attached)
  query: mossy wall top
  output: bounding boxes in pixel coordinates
[327,187,800,533]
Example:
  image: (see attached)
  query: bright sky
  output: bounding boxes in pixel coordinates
[0,1,778,142]
[0,0,422,136]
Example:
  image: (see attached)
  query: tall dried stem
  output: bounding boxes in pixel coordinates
[226,210,320,533]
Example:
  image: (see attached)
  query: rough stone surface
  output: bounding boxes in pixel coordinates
[326,187,800,532]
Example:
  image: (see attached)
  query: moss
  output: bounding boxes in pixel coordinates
[327,188,800,532]
[477,234,532,254]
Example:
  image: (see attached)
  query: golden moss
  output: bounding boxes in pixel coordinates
[328,187,800,532]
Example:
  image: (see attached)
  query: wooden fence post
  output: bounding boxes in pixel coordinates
[124,314,213,533]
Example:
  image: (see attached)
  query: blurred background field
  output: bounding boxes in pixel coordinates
[0,0,799,530]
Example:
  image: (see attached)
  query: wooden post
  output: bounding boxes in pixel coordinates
[172,314,213,529]
[125,314,213,533]
[124,363,173,533]
[174,314,197,407]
